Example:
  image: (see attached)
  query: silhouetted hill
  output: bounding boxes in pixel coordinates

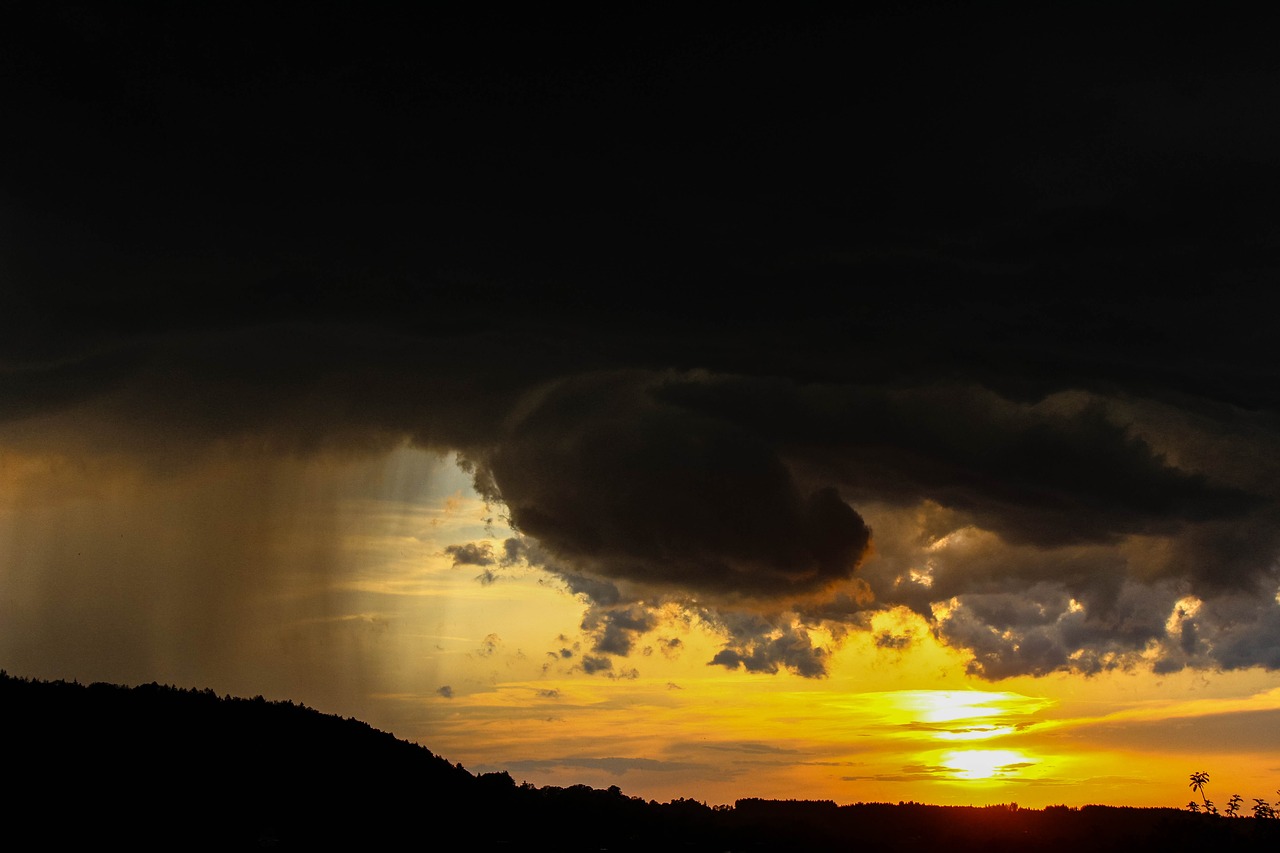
[6,671,1279,851]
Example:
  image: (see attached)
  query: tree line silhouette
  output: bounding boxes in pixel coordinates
[1187,771,1279,819]
[6,670,1280,851]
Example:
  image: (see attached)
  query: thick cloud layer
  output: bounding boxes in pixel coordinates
[5,5,1280,680]
[464,372,872,599]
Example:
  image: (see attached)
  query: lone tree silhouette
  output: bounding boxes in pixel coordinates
[1189,771,1210,808]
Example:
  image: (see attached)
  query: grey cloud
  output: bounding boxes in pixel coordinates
[444,542,494,567]
[1176,594,1280,672]
[499,537,525,567]
[846,497,1280,679]
[582,606,659,657]
[922,577,1280,680]
[936,598,1074,680]
[580,655,613,675]
[556,572,623,607]
[1065,581,1175,655]
[577,654,639,680]
[858,520,1138,625]
[875,633,912,650]
[932,582,1174,679]
[653,637,683,659]
[550,595,859,679]
[708,620,830,679]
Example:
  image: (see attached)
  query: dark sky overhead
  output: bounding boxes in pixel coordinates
[5,2,1280,686]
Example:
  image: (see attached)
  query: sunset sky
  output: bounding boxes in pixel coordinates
[5,4,1280,810]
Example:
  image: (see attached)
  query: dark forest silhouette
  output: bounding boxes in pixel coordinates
[6,670,1278,851]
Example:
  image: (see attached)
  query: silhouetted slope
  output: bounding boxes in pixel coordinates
[4,672,474,847]
[5,671,1279,851]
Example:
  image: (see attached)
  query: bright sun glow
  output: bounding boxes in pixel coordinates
[902,691,1031,724]
[941,749,1033,781]
[872,690,1053,741]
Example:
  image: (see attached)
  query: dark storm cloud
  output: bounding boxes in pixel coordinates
[465,372,873,600]
[460,369,1276,679]
[1171,594,1280,673]
[1158,508,1280,595]
[6,4,1280,682]
[933,589,1080,680]
[656,377,1262,548]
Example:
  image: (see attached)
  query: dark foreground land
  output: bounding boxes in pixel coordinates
[5,671,1277,851]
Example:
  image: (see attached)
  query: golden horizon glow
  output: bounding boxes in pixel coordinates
[4,444,1280,810]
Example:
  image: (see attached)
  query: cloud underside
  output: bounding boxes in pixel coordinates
[5,323,1280,680]
[445,369,1278,680]
[6,5,1280,682]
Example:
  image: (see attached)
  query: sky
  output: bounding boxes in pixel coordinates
[4,3,1280,810]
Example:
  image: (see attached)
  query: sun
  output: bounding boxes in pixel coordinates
[941,749,1033,781]
[865,689,1053,742]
